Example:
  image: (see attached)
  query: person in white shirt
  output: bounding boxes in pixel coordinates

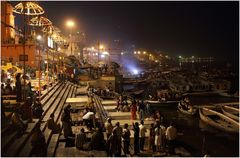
[165,122,177,154]
[160,122,166,149]
[105,118,113,139]
[139,120,147,151]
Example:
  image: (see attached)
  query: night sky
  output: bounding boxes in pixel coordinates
[14,1,239,62]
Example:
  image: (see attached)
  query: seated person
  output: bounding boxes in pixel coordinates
[5,83,13,95]
[31,122,47,156]
[76,128,88,150]
[11,110,27,135]
[90,128,106,151]
[32,98,44,119]
[47,113,61,134]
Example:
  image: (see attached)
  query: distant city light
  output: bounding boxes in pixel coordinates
[138,51,141,54]
[179,56,182,58]
[121,52,124,55]
[143,51,146,54]
[134,51,137,54]
[96,53,98,55]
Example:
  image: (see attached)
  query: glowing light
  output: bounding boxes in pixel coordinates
[58,47,61,51]
[121,52,124,55]
[137,51,141,54]
[91,47,95,50]
[134,51,137,54]
[102,51,109,55]
[96,53,98,55]
[99,45,104,50]
[179,56,182,59]
[133,69,139,75]
[100,54,105,58]
[36,35,42,40]
[143,51,146,54]
[66,20,75,27]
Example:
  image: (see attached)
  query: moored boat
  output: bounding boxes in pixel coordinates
[199,107,239,133]
[145,100,178,106]
[221,105,239,121]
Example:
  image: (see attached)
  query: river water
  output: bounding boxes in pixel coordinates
[151,94,239,157]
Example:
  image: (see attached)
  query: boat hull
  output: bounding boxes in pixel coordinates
[221,105,239,121]
[199,107,239,133]
[145,100,178,107]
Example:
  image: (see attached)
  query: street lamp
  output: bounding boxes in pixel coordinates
[66,20,75,55]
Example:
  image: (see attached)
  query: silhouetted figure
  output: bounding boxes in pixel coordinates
[47,113,61,134]
[11,109,27,136]
[107,129,118,157]
[15,73,22,102]
[122,123,131,155]
[61,105,75,146]
[139,100,145,121]
[133,122,140,155]
[32,98,44,119]
[5,83,13,95]
[75,128,87,150]
[90,128,106,151]
[31,122,47,156]
[113,122,123,156]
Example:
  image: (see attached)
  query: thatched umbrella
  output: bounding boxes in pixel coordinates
[13,1,44,101]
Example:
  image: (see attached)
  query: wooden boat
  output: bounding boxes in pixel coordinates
[178,102,197,115]
[221,105,239,121]
[199,107,239,133]
[145,100,178,107]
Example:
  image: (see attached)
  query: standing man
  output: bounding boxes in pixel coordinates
[15,73,22,102]
[122,123,131,155]
[139,100,145,121]
[166,122,177,155]
[113,122,123,156]
[105,118,113,139]
[139,120,147,151]
[132,122,140,155]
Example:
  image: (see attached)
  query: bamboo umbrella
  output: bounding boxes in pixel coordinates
[13,1,44,102]
[29,15,52,99]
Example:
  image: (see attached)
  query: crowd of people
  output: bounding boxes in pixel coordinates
[103,118,178,156]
